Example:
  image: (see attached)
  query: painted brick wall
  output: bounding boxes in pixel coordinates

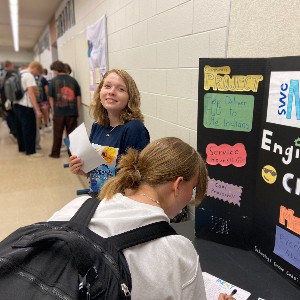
[56,0,230,148]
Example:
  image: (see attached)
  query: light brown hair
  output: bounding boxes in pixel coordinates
[28,61,43,75]
[99,137,208,206]
[91,69,144,126]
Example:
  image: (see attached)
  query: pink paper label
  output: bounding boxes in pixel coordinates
[207,177,243,206]
[206,143,247,167]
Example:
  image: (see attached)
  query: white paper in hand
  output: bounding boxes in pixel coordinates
[69,123,104,173]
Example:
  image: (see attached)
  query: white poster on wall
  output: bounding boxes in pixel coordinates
[266,71,300,128]
[86,15,108,100]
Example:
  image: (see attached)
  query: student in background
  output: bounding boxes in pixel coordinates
[36,70,50,130]
[50,137,234,300]
[0,60,17,140]
[42,68,51,128]
[48,60,81,158]
[33,69,49,150]
[14,61,43,157]
[60,63,72,151]
[43,68,50,80]
[69,69,150,196]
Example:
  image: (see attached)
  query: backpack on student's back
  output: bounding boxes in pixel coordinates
[0,197,176,300]
[3,71,26,104]
[0,70,7,106]
[0,70,7,92]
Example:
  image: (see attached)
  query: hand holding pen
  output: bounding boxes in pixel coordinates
[226,289,237,300]
[218,289,237,300]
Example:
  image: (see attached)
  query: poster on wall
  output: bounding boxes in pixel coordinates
[196,58,267,249]
[86,15,108,102]
[196,56,300,288]
[56,0,75,38]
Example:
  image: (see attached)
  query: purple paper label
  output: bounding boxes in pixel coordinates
[206,177,243,206]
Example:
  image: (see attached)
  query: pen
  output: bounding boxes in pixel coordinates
[230,289,237,296]
[226,289,237,299]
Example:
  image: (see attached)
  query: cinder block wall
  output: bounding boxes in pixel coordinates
[45,0,300,146]
[56,0,230,148]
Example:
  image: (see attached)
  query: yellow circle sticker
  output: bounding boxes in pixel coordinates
[262,165,277,184]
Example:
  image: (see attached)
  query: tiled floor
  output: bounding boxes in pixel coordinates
[0,118,88,241]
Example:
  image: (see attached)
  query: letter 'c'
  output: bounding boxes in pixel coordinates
[282,173,294,194]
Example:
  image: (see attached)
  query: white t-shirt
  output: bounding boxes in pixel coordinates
[18,70,36,107]
[49,194,207,300]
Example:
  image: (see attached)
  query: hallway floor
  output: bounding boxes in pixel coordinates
[0,118,88,241]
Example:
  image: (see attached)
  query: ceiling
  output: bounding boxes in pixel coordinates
[0,0,62,52]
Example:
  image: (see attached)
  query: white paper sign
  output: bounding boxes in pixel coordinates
[69,123,105,173]
[202,272,251,300]
[266,71,300,128]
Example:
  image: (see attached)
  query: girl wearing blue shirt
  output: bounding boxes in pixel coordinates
[69,69,150,194]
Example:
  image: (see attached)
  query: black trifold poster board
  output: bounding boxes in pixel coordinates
[196,56,300,288]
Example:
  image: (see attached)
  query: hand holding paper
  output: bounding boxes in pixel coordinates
[69,123,105,173]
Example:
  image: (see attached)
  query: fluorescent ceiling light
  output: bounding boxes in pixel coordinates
[9,0,19,52]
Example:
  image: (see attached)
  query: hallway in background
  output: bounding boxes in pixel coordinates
[0,118,88,241]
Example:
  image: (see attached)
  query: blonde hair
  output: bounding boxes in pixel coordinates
[28,61,43,75]
[91,69,144,126]
[99,137,208,206]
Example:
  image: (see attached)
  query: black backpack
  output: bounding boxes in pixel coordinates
[0,70,7,108]
[0,197,176,300]
[0,70,7,92]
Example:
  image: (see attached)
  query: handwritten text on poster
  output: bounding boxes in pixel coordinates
[207,177,243,206]
[206,143,247,167]
[204,65,263,92]
[203,93,254,132]
[274,225,300,269]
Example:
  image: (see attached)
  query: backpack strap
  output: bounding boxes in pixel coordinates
[68,198,177,250]
[109,221,177,251]
[69,197,100,227]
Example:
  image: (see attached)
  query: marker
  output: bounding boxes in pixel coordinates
[227,289,237,298]
[230,289,237,296]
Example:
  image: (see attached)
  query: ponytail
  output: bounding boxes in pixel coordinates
[99,148,142,200]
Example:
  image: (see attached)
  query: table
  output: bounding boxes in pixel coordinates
[171,221,300,300]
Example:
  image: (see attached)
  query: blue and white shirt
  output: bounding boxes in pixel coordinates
[89,120,150,193]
